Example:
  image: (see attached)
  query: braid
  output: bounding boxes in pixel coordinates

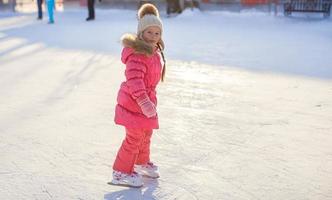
[157,43,166,82]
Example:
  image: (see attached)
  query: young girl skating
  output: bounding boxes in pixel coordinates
[110,3,166,188]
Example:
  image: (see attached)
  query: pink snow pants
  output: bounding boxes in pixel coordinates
[113,128,153,174]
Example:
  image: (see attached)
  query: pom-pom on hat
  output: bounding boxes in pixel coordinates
[137,3,163,36]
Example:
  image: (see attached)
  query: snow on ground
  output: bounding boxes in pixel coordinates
[0,7,332,200]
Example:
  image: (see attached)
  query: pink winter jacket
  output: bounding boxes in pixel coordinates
[114,36,163,129]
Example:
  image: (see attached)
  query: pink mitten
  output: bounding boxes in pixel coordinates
[136,95,156,118]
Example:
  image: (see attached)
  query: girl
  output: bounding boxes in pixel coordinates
[110,3,166,188]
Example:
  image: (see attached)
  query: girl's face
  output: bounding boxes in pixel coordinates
[142,26,161,49]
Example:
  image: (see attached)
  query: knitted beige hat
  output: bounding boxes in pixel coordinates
[137,4,163,36]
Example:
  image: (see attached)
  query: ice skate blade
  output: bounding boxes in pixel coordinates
[107,182,143,188]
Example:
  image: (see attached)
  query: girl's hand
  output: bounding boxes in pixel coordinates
[137,95,157,118]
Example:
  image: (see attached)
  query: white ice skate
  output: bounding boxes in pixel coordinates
[108,171,143,188]
[134,162,160,178]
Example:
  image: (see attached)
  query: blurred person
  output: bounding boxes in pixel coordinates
[46,0,55,24]
[36,0,43,20]
[166,0,184,15]
[109,3,166,188]
[86,0,101,21]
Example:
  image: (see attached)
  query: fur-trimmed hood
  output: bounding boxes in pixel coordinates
[121,33,164,56]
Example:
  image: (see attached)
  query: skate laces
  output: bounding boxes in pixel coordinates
[131,172,139,178]
[113,171,139,179]
[136,162,157,169]
[146,162,157,169]
[113,171,124,180]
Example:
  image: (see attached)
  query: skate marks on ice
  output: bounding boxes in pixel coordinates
[104,178,198,200]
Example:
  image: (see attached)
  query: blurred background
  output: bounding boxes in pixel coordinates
[0,0,284,15]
